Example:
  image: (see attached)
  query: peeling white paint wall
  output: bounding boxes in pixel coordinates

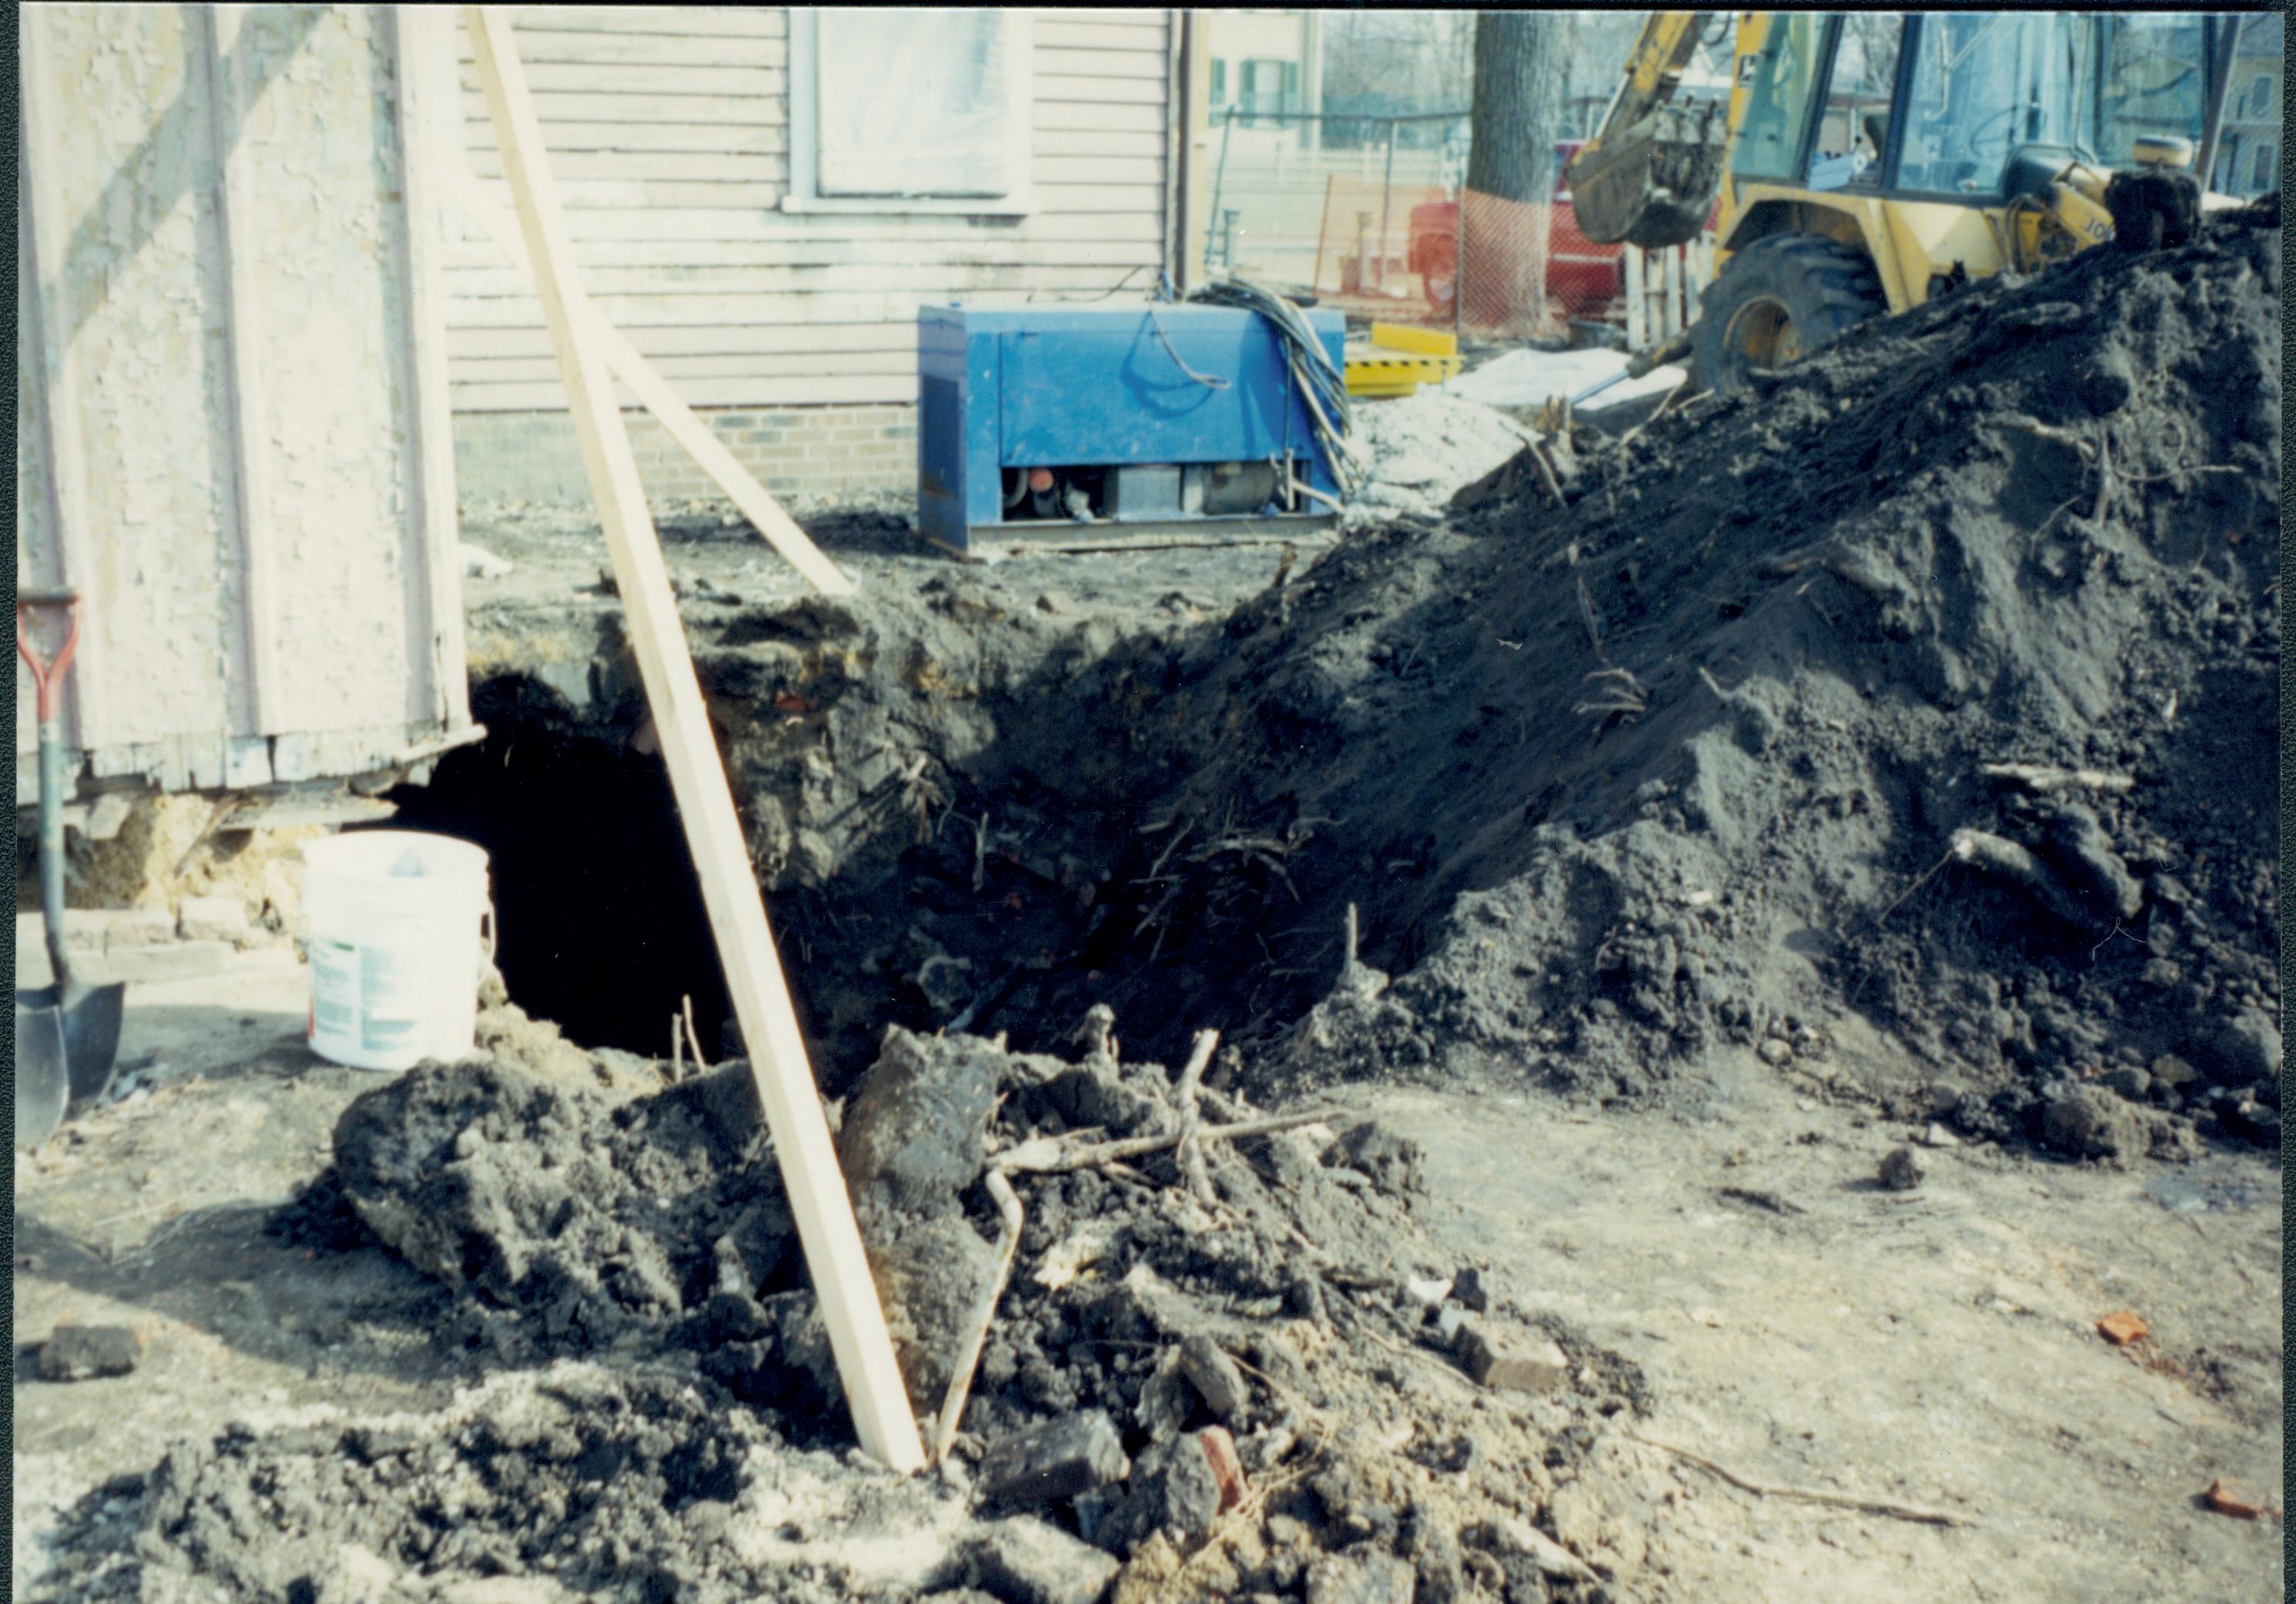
[16,3,467,800]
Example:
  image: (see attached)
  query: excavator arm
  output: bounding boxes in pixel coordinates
[1568,12,1736,249]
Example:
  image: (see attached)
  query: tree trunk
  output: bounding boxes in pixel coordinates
[1462,12,1562,334]
[1466,13,1560,203]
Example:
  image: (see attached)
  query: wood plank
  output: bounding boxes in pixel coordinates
[447,261,1160,297]
[454,26,787,65]
[392,5,473,734]
[1030,127,1168,158]
[450,321,920,358]
[447,286,1156,327]
[1033,45,1170,81]
[461,89,785,125]
[484,6,788,37]
[451,372,913,411]
[456,348,919,384]
[199,5,282,735]
[1037,19,1169,51]
[464,148,786,181]
[455,60,784,97]
[1034,100,1163,132]
[1036,181,1166,215]
[1032,74,1166,106]
[461,4,921,1476]
[461,178,790,209]
[442,235,1159,270]
[501,208,1165,243]
[1032,154,1164,186]
[462,120,789,155]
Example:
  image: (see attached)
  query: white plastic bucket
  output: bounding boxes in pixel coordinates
[302,830,494,1073]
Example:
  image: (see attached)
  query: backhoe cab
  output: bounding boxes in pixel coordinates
[1569,12,2238,395]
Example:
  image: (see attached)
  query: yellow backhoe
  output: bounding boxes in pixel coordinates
[1569,12,2244,394]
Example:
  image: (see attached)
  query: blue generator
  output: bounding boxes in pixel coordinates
[917,302,1349,553]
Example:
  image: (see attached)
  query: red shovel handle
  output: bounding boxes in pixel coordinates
[18,588,82,723]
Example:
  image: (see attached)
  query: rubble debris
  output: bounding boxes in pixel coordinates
[2201,1477,2277,1521]
[1455,1325,1569,1395]
[970,1515,1124,1604]
[980,1410,1131,1507]
[2097,1309,2151,1346]
[1096,1428,1227,1556]
[175,894,250,944]
[36,1324,143,1381]
[1177,1334,1251,1426]
[1877,1146,1926,1191]
[1304,1551,1418,1604]
[198,1025,1650,1602]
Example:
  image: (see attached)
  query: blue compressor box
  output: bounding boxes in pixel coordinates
[917,303,1348,551]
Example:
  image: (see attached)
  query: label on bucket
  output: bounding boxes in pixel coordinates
[358,943,427,1053]
[311,938,433,1056]
[311,940,361,1041]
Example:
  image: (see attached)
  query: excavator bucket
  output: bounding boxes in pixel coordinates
[1567,101,1732,251]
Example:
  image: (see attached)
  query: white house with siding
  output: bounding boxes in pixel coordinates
[441,6,1193,507]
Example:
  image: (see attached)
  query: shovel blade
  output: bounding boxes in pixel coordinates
[57,979,128,1112]
[15,997,71,1150]
[15,974,125,1141]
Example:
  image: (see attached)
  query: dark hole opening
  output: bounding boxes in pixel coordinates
[372,677,733,1061]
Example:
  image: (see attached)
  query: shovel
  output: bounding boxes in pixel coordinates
[16,589,123,1149]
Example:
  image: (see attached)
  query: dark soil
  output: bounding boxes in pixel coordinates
[40,1034,1648,1602]
[426,205,2279,1162]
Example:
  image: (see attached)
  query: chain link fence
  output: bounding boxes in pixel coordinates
[1198,109,1635,342]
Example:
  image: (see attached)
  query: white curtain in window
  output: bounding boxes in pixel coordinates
[816,8,1010,198]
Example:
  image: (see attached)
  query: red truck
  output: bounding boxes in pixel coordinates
[1406,140,1626,322]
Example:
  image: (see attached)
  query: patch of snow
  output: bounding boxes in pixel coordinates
[1444,348,1686,411]
[1340,391,1535,527]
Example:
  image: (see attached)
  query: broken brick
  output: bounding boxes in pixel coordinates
[1196,1426,1246,1514]
[979,1409,1130,1506]
[2096,1310,2149,1346]
[1456,1323,1568,1394]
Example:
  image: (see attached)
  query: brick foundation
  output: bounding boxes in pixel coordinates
[452,403,918,507]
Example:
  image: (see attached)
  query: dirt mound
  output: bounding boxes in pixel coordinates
[429,209,2276,1160]
[1066,209,2279,1150]
[142,1034,1648,1602]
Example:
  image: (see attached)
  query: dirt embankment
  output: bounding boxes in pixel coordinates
[427,205,2277,1164]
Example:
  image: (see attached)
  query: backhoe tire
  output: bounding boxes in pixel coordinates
[1692,233,1886,398]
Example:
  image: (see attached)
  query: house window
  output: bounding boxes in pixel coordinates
[2243,74,2272,120]
[2253,142,2278,192]
[1210,58,1227,105]
[785,8,1034,215]
[1237,58,1299,121]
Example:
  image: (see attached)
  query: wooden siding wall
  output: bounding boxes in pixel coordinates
[445,7,1173,414]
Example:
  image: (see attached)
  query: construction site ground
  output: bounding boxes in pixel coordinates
[15,209,2282,1604]
[13,940,2281,1602]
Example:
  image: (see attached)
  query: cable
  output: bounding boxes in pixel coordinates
[1186,272,1362,498]
[1148,304,1233,390]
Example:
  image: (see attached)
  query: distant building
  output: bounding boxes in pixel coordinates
[2211,13,2281,197]
[1205,10,1321,150]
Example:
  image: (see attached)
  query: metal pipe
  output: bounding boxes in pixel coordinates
[1203,105,1236,272]
[2195,15,2242,192]
[1376,119,1398,294]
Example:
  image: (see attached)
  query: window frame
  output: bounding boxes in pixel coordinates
[784,8,1037,217]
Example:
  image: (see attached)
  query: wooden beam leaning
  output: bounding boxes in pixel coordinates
[461,5,923,1474]
[431,159,854,598]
